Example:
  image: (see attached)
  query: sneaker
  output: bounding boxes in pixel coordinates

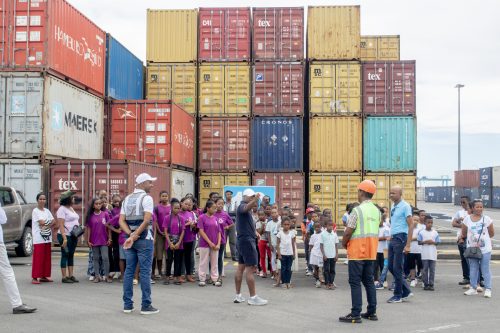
[410,280,417,287]
[383,281,388,288]
[423,286,430,291]
[339,313,362,323]
[361,312,378,321]
[133,279,138,285]
[199,281,206,287]
[234,294,246,303]
[477,286,484,293]
[140,305,159,315]
[89,276,95,281]
[150,279,156,285]
[458,279,470,286]
[215,280,222,287]
[402,293,414,302]
[484,289,492,298]
[315,280,321,288]
[62,277,74,284]
[70,276,79,283]
[305,270,312,276]
[387,296,402,303]
[123,307,135,314]
[375,282,384,290]
[464,288,478,296]
[247,295,268,306]
[13,304,37,314]
[429,286,435,291]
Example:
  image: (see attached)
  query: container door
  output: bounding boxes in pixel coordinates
[171,169,195,200]
[199,9,225,61]
[309,63,335,115]
[279,173,305,219]
[171,64,197,115]
[198,64,224,116]
[146,64,172,100]
[365,173,391,209]
[360,36,378,61]
[142,102,171,164]
[390,174,416,207]
[199,119,225,171]
[390,61,416,116]
[279,8,304,61]
[225,64,250,116]
[1,160,42,203]
[110,102,142,161]
[226,119,250,171]
[363,62,389,115]
[279,63,304,116]
[171,104,195,169]
[225,8,250,61]
[252,63,278,116]
[379,36,400,60]
[335,62,361,114]
[253,8,277,60]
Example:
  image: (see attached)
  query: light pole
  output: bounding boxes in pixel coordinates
[455,84,464,171]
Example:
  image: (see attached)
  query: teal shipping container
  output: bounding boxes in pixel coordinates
[363,117,416,172]
[105,34,144,100]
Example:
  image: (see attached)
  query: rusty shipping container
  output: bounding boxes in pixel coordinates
[0,0,106,96]
[0,72,103,159]
[198,118,250,172]
[48,160,171,219]
[252,172,305,218]
[364,173,416,209]
[198,173,250,205]
[252,7,304,61]
[454,170,480,188]
[362,61,416,116]
[105,100,195,169]
[198,8,251,62]
[360,36,400,61]
[307,6,360,60]
[253,62,304,116]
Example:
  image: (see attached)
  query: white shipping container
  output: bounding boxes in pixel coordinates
[171,169,195,200]
[0,73,104,159]
[493,166,500,187]
[0,159,43,203]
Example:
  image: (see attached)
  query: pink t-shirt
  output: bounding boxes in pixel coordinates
[198,214,220,248]
[56,206,80,236]
[163,213,186,249]
[180,210,197,243]
[87,211,110,246]
[214,211,233,245]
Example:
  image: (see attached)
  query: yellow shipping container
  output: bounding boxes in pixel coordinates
[146,63,197,114]
[199,173,250,205]
[309,173,362,226]
[309,117,362,172]
[198,63,251,116]
[360,35,400,61]
[146,9,198,63]
[364,173,416,209]
[309,61,361,115]
[307,6,360,60]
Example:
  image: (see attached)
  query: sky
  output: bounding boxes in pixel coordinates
[68,0,500,184]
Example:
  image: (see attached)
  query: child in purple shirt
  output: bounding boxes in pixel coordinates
[197,200,222,287]
[214,198,234,280]
[86,198,111,283]
[163,200,185,285]
[180,197,197,282]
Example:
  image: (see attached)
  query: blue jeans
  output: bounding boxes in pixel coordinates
[123,239,154,309]
[379,258,389,283]
[388,233,411,298]
[468,252,492,289]
[348,260,377,317]
[280,255,294,284]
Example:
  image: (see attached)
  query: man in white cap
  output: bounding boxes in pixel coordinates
[233,188,267,306]
[119,173,159,315]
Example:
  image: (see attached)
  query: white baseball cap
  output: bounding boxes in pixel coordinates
[135,173,157,185]
[243,188,256,197]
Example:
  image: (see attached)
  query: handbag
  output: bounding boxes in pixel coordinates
[168,214,181,245]
[464,218,484,259]
[70,224,85,239]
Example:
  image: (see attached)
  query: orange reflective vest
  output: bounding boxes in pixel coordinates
[347,201,380,260]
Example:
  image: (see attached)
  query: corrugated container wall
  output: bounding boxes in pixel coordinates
[253,62,304,116]
[198,173,250,206]
[198,63,250,116]
[146,63,197,114]
[198,118,250,172]
[171,169,195,200]
[105,34,144,100]
[0,159,42,203]
[252,172,305,218]
[362,61,416,116]
[0,72,104,159]
[425,187,452,203]
[454,170,480,188]
[198,8,251,62]
[252,117,303,171]
[146,9,198,63]
[309,173,361,225]
[48,160,171,219]
[454,187,480,205]
[252,7,304,61]
[363,117,416,172]
[0,0,106,96]
[479,187,492,208]
[480,167,493,187]
[307,6,360,60]
[360,36,400,61]
[492,187,500,209]
[364,173,416,209]
[309,117,362,172]
[309,61,361,115]
[492,166,500,187]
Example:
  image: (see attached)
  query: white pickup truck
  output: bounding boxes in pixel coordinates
[1,186,37,256]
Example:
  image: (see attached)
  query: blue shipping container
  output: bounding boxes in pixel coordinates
[105,34,144,100]
[454,187,480,206]
[480,167,493,187]
[479,187,492,208]
[363,117,416,172]
[492,187,500,209]
[251,117,303,171]
[425,187,452,203]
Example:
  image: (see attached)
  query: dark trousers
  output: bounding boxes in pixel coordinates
[166,248,184,277]
[348,260,377,317]
[458,242,470,280]
[226,227,238,259]
[422,260,436,287]
[375,252,385,281]
[218,244,225,276]
[183,242,194,276]
[323,258,337,285]
[388,233,411,298]
[109,232,120,273]
[280,255,294,284]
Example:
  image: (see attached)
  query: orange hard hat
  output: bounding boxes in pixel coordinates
[358,180,377,194]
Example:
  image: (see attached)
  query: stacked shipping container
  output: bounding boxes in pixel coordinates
[454,168,500,208]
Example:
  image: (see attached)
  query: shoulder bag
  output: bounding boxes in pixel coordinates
[464,217,484,259]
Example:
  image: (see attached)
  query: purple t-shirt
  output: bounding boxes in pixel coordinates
[214,211,233,244]
[110,207,121,217]
[180,210,197,243]
[88,211,110,246]
[198,214,220,248]
[163,214,185,249]
[155,205,171,231]
[109,214,126,246]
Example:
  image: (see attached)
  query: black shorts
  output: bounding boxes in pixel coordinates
[406,253,421,270]
[237,238,258,267]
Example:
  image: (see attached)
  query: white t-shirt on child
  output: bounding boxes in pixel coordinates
[410,223,425,254]
[417,229,440,261]
[377,225,391,253]
[277,230,295,256]
[309,233,323,257]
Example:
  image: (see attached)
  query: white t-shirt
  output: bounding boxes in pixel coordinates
[410,223,425,254]
[277,230,295,255]
[32,208,54,244]
[0,206,7,243]
[464,215,493,254]
[56,205,80,236]
[417,229,440,261]
[377,225,391,253]
[309,232,323,257]
[266,220,280,247]
[454,209,468,239]
[320,230,339,258]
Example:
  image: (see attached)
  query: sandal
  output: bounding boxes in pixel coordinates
[93,276,101,283]
[39,277,53,283]
[31,279,40,285]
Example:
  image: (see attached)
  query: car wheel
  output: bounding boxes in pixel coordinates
[15,226,33,257]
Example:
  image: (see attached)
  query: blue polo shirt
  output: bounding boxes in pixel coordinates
[390,200,412,235]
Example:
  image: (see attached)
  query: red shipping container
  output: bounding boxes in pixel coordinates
[0,0,105,96]
[362,61,416,116]
[455,170,480,188]
[252,7,304,61]
[253,62,304,116]
[252,172,305,218]
[48,160,171,220]
[198,8,251,61]
[199,118,250,171]
[105,100,195,169]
